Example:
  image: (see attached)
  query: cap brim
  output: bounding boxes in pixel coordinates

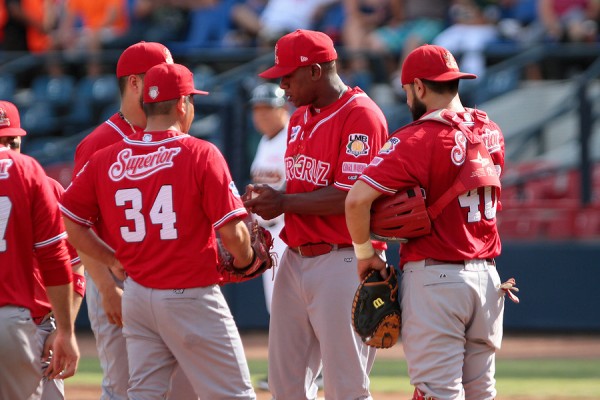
[191,89,209,96]
[0,127,27,137]
[426,71,477,82]
[258,65,299,79]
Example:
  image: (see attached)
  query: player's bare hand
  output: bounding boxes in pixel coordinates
[243,184,284,220]
[42,329,57,362]
[109,258,126,281]
[46,330,79,380]
[101,285,124,327]
[357,254,387,281]
[241,184,255,202]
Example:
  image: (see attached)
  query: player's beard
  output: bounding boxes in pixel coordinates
[410,96,427,121]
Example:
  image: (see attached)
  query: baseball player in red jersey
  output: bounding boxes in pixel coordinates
[0,101,79,400]
[244,29,389,399]
[346,45,509,400]
[72,41,195,399]
[61,63,257,399]
[2,117,86,399]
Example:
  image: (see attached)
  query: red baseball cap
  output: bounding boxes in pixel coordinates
[0,101,26,137]
[144,63,209,103]
[116,41,174,78]
[401,44,477,85]
[259,29,337,79]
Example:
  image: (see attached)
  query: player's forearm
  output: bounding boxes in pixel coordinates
[63,218,118,274]
[77,251,118,293]
[283,185,347,215]
[219,219,254,267]
[45,284,75,333]
[70,263,85,324]
[346,181,382,246]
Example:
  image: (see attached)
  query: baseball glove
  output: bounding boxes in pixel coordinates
[352,266,401,349]
[217,220,276,284]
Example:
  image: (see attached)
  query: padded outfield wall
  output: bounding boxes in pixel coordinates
[74,242,600,332]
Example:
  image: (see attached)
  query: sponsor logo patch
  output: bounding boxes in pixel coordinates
[346,133,370,157]
[379,138,400,154]
[342,162,367,174]
[370,156,383,166]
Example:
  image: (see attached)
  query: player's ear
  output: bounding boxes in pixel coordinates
[310,64,322,80]
[413,78,426,98]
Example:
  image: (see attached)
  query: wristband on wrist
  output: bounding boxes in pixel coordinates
[72,272,86,297]
[352,240,375,260]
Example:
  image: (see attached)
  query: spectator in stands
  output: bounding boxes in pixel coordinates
[494,0,540,45]
[57,0,128,60]
[106,0,189,49]
[168,0,238,52]
[1,0,59,53]
[366,0,449,61]
[433,0,500,78]
[228,0,340,47]
[538,0,599,43]
[339,0,392,91]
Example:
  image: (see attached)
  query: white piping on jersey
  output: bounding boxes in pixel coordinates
[334,181,353,191]
[123,134,191,146]
[358,175,396,195]
[58,204,94,227]
[105,119,129,139]
[71,257,81,265]
[34,231,67,249]
[303,93,368,139]
[213,208,247,229]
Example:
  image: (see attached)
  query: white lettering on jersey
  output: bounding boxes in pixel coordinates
[481,128,502,154]
[0,159,13,179]
[109,146,181,181]
[451,131,467,166]
[285,155,330,186]
[342,162,368,174]
[346,133,370,157]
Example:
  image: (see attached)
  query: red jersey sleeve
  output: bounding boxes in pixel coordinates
[334,105,389,192]
[198,143,248,228]
[60,153,101,228]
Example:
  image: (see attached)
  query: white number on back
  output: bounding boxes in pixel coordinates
[0,196,12,252]
[115,185,177,243]
[458,186,497,223]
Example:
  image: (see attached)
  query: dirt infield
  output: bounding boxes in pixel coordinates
[66,331,600,399]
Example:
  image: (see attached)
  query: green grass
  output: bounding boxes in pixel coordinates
[67,357,600,398]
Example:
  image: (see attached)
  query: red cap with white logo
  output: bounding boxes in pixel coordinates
[0,101,26,137]
[144,63,209,103]
[259,29,337,79]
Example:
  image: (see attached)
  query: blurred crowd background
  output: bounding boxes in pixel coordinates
[2,0,600,332]
[2,0,600,241]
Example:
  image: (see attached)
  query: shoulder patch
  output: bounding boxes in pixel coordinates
[346,133,370,157]
[379,137,400,155]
